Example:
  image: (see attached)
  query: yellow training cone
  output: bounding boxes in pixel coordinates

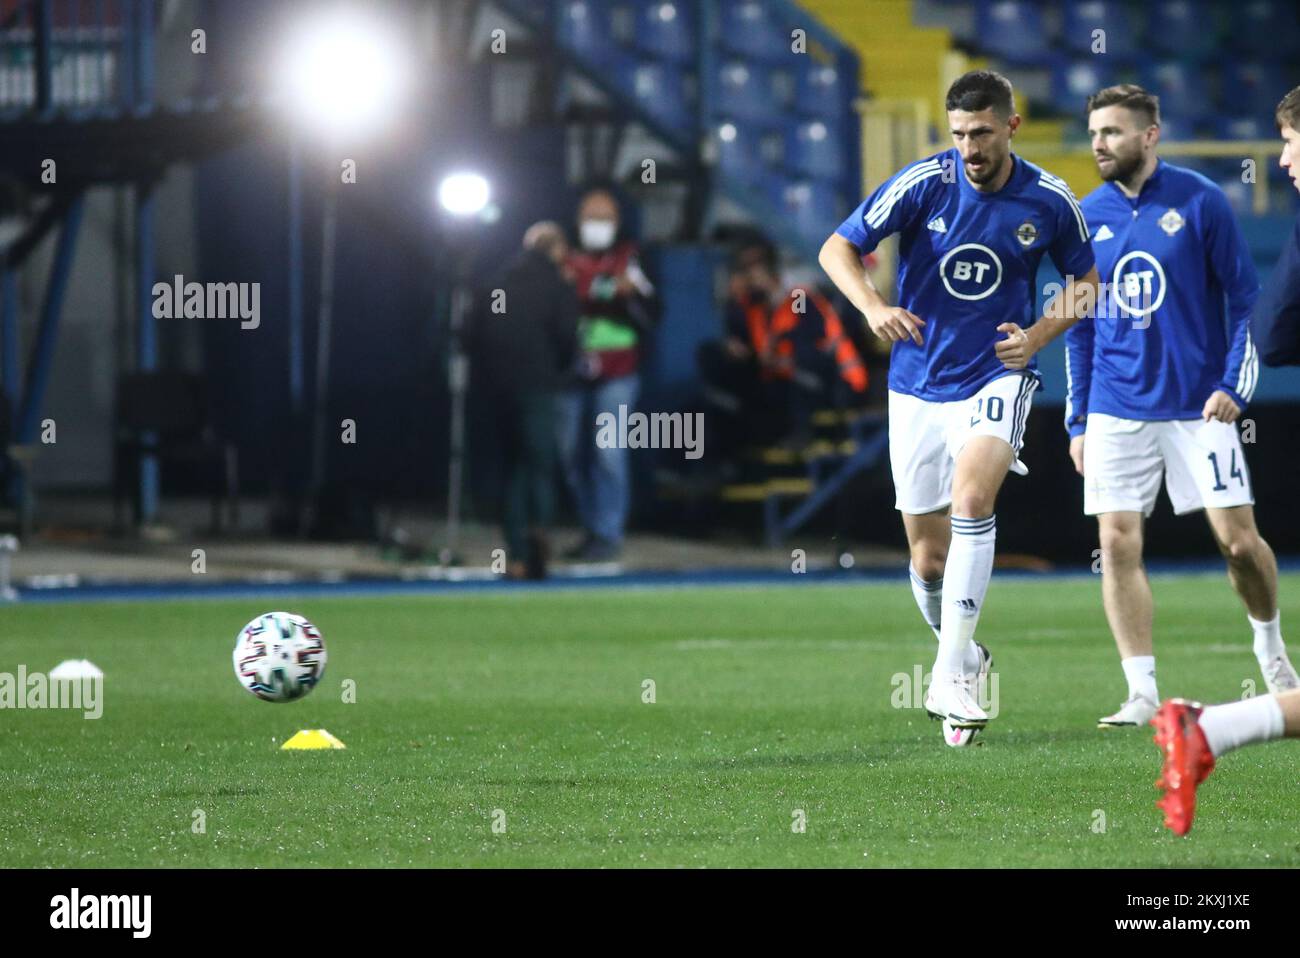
[281,729,346,750]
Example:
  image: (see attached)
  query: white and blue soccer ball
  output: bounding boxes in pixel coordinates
[233,612,327,703]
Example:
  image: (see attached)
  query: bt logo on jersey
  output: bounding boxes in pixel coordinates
[939,243,1003,301]
[1111,250,1167,328]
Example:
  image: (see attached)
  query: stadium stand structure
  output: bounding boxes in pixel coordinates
[0,0,262,532]
[496,0,862,263]
[494,0,887,545]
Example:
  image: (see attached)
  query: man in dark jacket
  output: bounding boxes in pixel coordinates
[1251,85,1300,367]
[473,222,579,578]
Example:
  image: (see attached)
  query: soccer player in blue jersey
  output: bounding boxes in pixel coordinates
[1066,85,1298,732]
[819,70,1100,738]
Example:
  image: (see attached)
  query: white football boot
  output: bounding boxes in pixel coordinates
[925,671,989,729]
[1097,692,1158,728]
[1262,654,1300,694]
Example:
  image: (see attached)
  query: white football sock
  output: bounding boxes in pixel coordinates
[1198,695,1285,758]
[908,563,942,640]
[934,515,995,677]
[1250,611,1285,664]
[911,563,982,674]
[1121,655,1158,703]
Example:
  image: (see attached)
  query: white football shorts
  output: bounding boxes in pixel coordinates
[888,371,1039,514]
[1082,412,1253,516]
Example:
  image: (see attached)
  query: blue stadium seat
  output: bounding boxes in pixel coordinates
[624,62,693,135]
[719,0,791,63]
[780,180,845,248]
[713,60,780,124]
[1222,61,1289,125]
[975,1,1052,65]
[1154,112,1195,142]
[1146,1,1219,60]
[631,0,696,64]
[784,120,846,181]
[1229,1,1300,58]
[1140,62,1208,126]
[715,121,766,183]
[1050,58,1118,117]
[1216,114,1278,141]
[1061,1,1143,61]
[557,0,624,66]
[795,60,852,124]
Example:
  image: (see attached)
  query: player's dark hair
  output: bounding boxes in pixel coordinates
[1277,84,1300,133]
[1086,84,1161,128]
[944,70,1015,120]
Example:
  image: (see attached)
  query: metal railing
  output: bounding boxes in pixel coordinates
[0,0,144,117]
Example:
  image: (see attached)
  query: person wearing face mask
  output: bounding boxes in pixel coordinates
[557,186,657,562]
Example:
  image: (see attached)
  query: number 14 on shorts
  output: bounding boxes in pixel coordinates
[1208,449,1244,491]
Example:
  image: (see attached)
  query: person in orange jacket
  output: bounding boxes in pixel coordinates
[700,233,867,455]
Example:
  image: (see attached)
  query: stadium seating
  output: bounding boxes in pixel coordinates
[630,0,697,64]
[785,119,847,181]
[713,60,784,124]
[718,0,792,63]
[556,0,624,66]
[1228,1,1300,59]
[1139,61,1210,131]
[1049,58,1118,117]
[975,1,1052,65]
[794,60,852,126]
[1061,2,1143,61]
[505,0,860,255]
[1146,1,1218,61]
[624,60,693,131]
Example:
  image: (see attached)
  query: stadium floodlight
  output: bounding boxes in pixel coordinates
[278,8,408,138]
[437,172,491,218]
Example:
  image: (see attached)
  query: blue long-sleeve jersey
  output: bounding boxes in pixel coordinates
[1251,208,1300,366]
[835,148,1094,402]
[1065,160,1260,437]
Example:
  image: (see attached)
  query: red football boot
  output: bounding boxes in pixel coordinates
[1151,699,1216,836]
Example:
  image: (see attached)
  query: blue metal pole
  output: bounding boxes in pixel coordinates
[2,269,17,504]
[136,181,158,523]
[1,271,17,421]
[287,133,304,419]
[134,0,154,112]
[34,0,54,117]
[18,197,84,444]
[119,0,135,113]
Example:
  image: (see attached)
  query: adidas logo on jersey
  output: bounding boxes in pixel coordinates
[927,216,947,234]
[1094,224,1115,241]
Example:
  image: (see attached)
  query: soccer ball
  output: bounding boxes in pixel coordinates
[942,719,982,748]
[232,612,327,703]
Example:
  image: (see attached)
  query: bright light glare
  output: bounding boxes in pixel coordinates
[438,173,491,217]
[280,11,407,137]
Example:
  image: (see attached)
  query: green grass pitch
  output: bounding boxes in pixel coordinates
[2,573,1297,868]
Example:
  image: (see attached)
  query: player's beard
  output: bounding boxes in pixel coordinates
[1096,148,1143,184]
[964,152,1006,186]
